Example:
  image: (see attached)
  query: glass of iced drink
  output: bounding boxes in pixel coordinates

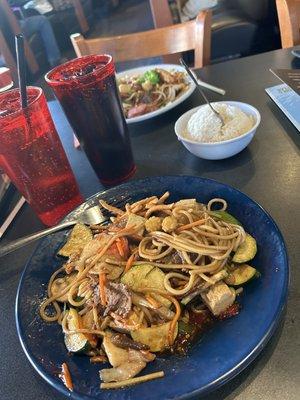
[0,87,83,226]
[45,55,136,186]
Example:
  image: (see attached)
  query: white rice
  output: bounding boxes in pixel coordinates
[183,103,254,143]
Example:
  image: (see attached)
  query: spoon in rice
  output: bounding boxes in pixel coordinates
[180,58,225,127]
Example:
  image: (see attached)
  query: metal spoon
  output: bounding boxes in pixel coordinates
[0,205,107,258]
[180,58,225,126]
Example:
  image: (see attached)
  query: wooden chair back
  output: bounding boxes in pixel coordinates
[71,10,212,68]
[0,0,39,74]
[276,0,300,47]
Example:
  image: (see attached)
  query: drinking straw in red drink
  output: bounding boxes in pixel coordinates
[15,34,27,108]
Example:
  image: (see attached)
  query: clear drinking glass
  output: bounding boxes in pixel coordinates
[0,87,83,226]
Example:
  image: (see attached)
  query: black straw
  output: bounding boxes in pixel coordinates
[15,34,28,109]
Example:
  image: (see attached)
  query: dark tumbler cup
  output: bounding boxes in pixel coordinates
[45,55,136,186]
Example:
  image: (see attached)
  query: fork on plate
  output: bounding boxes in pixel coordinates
[0,204,109,258]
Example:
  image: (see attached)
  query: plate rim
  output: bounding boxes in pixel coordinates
[291,49,300,58]
[15,175,290,400]
[117,64,196,124]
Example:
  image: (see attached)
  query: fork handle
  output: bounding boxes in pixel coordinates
[0,220,76,258]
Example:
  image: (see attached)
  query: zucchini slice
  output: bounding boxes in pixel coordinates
[225,264,258,286]
[232,234,257,263]
[64,308,90,353]
[131,321,178,352]
[210,211,241,226]
[58,223,93,257]
[121,264,170,307]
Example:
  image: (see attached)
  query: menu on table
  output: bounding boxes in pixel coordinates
[265,84,300,132]
[270,69,300,95]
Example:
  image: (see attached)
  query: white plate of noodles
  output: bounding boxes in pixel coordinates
[117,64,196,123]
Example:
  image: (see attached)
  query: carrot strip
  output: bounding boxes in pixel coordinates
[116,238,125,257]
[125,253,135,272]
[99,273,107,306]
[168,295,181,346]
[176,218,206,232]
[61,362,73,392]
[145,294,161,309]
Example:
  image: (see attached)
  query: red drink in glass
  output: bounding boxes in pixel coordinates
[0,87,83,226]
[45,55,136,186]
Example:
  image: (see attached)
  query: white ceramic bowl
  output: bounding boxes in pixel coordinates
[174,101,261,160]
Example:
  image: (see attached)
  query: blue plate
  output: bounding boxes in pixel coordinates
[16,176,289,399]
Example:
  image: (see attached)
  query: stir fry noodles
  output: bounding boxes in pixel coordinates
[118,69,190,119]
[40,193,258,390]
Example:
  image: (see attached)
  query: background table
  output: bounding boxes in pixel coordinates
[0,48,299,400]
